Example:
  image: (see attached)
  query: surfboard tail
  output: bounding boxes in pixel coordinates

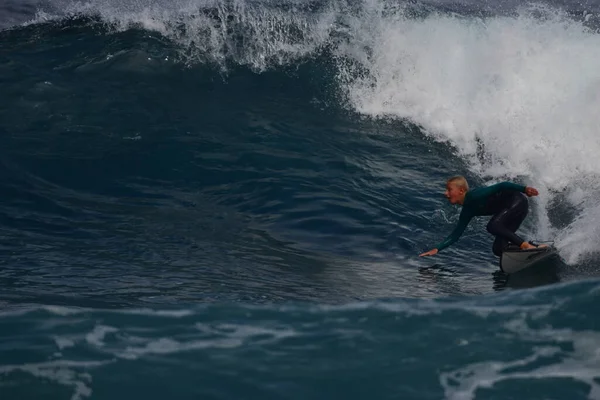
[500,244,558,274]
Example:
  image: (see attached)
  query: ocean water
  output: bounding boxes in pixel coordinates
[2,0,600,398]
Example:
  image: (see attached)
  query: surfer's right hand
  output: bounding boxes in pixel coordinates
[419,248,438,257]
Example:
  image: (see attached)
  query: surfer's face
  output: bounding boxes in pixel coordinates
[445,183,465,205]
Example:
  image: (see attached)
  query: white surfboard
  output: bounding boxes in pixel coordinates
[500,245,559,274]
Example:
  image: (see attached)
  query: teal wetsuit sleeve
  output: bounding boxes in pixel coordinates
[474,182,526,198]
[434,210,473,251]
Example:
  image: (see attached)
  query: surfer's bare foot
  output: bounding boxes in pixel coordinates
[520,242,548,250]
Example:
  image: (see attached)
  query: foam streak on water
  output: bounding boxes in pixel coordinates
[1,280,600,400]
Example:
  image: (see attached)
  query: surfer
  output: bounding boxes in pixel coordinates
[419,176,546,257]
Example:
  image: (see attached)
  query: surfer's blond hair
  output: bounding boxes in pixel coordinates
[447,176,469,191]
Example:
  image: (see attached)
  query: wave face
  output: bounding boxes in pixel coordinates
[3,0,600,265]
[1,0,600,299]
[2,1,600,398]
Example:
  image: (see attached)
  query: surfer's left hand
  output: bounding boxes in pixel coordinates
[524,187,539,197]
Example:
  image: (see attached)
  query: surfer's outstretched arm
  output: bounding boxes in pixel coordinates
[419,211,473,257]
[471,181,539,200]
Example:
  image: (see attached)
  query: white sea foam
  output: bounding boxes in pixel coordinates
[85,325,118,347]
[0,360,112,400]
[337,4,600,265]
[440,314,600,399]
[24,0,338,71]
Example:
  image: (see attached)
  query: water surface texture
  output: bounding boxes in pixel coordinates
[2,0,600,398]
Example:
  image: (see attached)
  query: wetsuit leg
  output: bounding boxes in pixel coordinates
[486,192,529,257]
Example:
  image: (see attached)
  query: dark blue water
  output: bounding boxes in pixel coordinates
[2,0,600,398]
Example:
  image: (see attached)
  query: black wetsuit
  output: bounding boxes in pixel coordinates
[434,182,529,256]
